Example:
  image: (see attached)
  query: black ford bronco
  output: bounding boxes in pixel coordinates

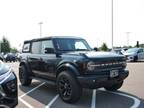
[19,36,129,103]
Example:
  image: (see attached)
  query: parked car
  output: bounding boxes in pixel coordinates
[0,60,18,107]
[111,48,128,55]
[111,49,123,55]
[4,53,17,62]
[0,54,4,61]
[19,36,129,103]
[123,48,144,62]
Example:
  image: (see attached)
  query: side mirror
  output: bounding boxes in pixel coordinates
[93,47,98,51]
[45,48,55,54]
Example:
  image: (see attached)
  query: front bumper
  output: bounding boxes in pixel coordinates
[0,71,18,108]
[77,70,129,89]
[126,56,134,62]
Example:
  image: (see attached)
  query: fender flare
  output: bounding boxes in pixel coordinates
[56,63,80,77]
[19,60,32,75]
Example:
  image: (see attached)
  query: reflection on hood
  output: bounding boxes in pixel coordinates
[0,61,10,76]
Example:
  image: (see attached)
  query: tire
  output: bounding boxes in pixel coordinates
[0,58,3,61]
[57,71,82,103]
[104,81,123,91]
[19,65,32,86]
[133,56,138,62]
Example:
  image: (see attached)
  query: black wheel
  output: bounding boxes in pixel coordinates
[57,71,82,103]
[104,81,123,91]
[0,58,3,61]
[19,65,32,86]
[133,56,138,62]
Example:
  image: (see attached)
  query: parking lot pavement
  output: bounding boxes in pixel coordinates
[5,62,144,108]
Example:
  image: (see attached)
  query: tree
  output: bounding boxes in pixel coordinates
[1,36,11,54]
[100,43,108,51]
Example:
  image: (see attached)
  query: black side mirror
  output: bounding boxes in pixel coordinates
[93,47,98,51]
[45,48,55,54]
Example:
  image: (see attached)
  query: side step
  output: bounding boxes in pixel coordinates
[30,76,56,86]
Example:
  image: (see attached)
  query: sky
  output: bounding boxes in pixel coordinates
[0,0,144,50]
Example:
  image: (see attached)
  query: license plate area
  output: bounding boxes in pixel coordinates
[110,70,119,78]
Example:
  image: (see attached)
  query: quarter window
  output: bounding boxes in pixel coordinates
[23,43,30,52]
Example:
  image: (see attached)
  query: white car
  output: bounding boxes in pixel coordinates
[123,48,144,62]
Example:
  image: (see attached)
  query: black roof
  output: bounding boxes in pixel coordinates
[24,36,83,43]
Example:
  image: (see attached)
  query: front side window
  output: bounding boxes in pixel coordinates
[41,40,54,54]
[31,41,41,54]
[55,38,91,51]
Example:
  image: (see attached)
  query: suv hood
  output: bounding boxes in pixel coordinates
[65,51,124,59]
[0,61,10,76]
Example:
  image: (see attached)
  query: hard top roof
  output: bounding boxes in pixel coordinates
[24,36,83,43]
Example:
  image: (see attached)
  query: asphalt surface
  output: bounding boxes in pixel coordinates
[6,62,144,108]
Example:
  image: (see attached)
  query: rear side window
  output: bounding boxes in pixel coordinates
[32,41,41,54]
[22,43,30,52]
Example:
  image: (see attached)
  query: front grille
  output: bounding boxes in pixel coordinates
[2,80,17,98]
[86,59,126,75]
[93,61,125,69]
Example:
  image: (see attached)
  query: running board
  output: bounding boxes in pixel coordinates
[31,76,56,86]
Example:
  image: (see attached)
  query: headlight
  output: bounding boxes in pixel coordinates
[87,61,95,71]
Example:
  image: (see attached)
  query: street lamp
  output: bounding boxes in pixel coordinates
[126,32,130,47]
[0,42,1,53]
[38,22,43,37]
[111,0,114,50]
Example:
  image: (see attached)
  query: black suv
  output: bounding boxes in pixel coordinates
[19,36,129,103]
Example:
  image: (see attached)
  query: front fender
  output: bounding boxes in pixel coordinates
[56,63,80,77]
[19,60,31,74]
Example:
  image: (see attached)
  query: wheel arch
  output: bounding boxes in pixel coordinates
[19,60,31,74]
[56,62,80,77]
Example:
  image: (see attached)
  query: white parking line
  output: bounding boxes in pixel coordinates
[109,91,141,108]
[19,82,45,98]
[45,94,59,108]
[19,97,34,108]
[91,89,96,108]
[18,82,45,108]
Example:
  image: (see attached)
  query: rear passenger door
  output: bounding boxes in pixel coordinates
[28,41,42,75]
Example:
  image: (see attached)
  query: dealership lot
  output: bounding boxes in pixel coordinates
[6,62,144,108]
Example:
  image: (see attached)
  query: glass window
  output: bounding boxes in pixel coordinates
[32,41,41,54]
[75,41,87,50]
[41,40,54,54]
[138,49,143,53]
[23,43,30,52]
[55,38,91,51]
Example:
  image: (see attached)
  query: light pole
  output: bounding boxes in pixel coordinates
[126,32,130,47]
[111,0,114,50]
[0,42,1,54]
[38,22,43,37]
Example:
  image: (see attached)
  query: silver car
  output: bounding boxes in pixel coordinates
[123,48,144,62]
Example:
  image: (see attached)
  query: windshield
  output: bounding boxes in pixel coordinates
[55,38,92,51]
[125,48,139,53]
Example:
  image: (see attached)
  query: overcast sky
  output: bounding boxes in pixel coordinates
[0,0,144,49]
